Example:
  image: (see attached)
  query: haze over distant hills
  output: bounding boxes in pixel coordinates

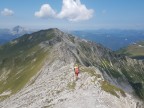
[1,27,144,51]
[71,29,144,50]
[0,26,32,44]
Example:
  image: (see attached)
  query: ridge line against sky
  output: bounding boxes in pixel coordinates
[0,0,144,30]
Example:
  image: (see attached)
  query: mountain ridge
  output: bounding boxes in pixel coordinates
[0,28,144,108]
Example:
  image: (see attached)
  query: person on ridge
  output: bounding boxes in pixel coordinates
[74,64,79,80]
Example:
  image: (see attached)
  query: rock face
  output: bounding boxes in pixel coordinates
[0,28,144,108]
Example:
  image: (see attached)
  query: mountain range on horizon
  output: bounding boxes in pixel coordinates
[71,29,144,50]
[0,28,144,108]
[0,26,32,45]
[1,26,144,51]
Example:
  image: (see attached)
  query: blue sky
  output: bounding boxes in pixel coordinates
[0,0,144,30]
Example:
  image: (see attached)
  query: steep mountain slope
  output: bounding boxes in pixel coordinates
[0,28,144,108]
[0,29,61,98]
[117,41,144,59]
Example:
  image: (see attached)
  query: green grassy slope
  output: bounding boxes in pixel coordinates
[117,41,144,59]
[0,29,59,100]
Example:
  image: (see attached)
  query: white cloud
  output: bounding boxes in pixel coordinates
[57,0,94,21]
[35,4,56,18]
[1,8,14,16]
[35,0,94,21]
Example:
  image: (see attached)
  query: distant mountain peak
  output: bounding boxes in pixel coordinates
[13,25,24,30]
[11,25,29,35]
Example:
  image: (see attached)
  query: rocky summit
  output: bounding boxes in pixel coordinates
[0,28,144,108]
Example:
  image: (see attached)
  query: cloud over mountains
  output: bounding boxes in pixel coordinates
[34,0,94,21]
[34,4,56,19]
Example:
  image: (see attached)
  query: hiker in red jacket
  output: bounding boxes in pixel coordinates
[74,64,79,80]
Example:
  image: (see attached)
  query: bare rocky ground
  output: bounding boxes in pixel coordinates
[0,55,143,108]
